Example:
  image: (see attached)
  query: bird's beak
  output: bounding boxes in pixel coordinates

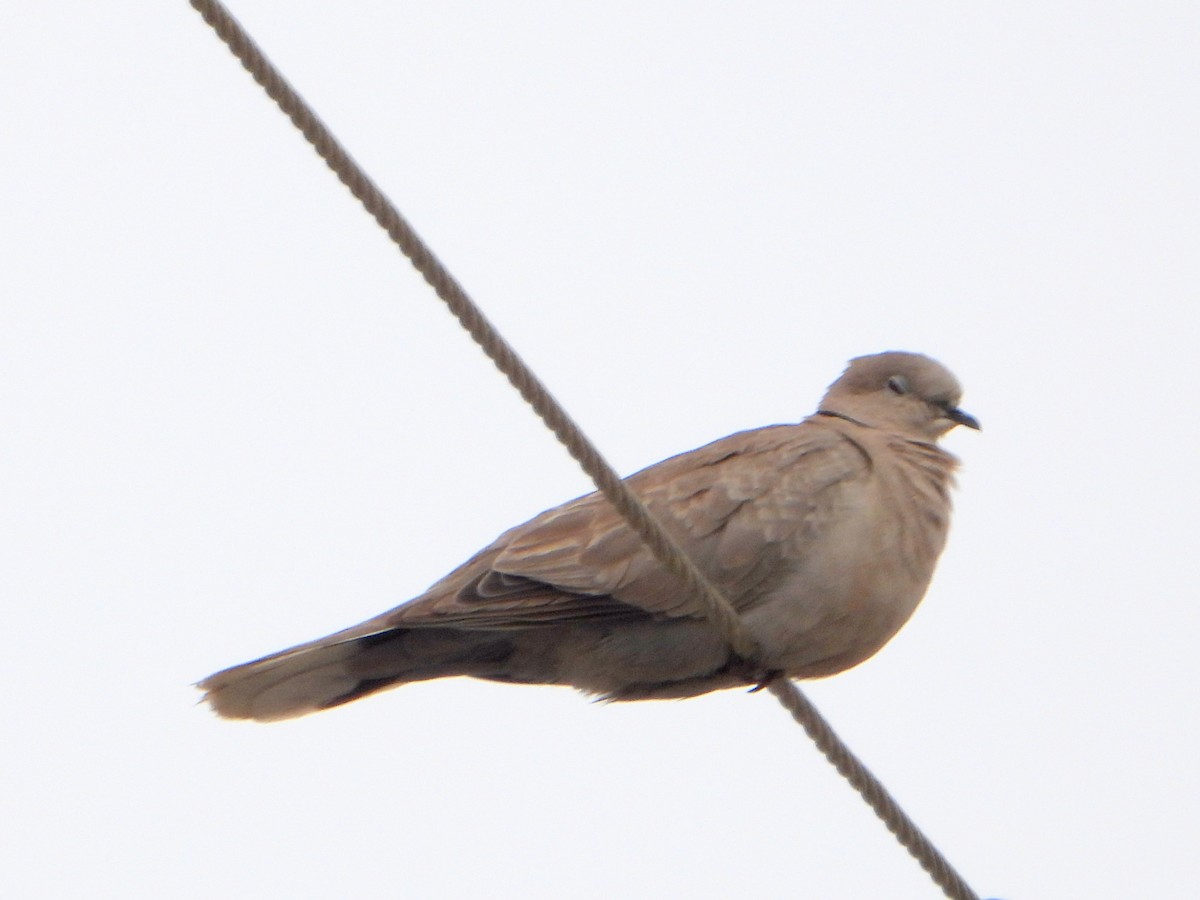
[946,406,981,431]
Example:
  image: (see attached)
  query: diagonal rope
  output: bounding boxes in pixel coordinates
[187,3,979,898]
[187,0,754,664]
[767,682,977,899]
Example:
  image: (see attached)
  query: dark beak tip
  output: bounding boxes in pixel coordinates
[952,409,981,431]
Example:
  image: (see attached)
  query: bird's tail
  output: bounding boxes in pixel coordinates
[198,627,513,722]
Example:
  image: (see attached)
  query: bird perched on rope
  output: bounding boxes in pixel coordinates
[200,351,978,721]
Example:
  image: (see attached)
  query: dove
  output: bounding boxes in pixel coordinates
[200,351,978,721]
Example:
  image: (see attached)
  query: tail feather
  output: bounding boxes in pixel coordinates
[199,640,363,722]
[199,628,515,722]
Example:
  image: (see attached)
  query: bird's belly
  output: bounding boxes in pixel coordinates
[745,531,933,677]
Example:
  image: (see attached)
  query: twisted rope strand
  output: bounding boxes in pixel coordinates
[187,4,980,898]
[188,0,755,663]
[767,681,978,900]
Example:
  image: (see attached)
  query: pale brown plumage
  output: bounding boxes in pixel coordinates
[200,351,978,721]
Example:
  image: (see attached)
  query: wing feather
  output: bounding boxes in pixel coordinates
[385,420,866,630]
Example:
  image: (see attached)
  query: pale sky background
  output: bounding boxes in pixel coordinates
[3,3,1198,898]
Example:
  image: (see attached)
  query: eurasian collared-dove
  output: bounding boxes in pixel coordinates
[200,351,978,721]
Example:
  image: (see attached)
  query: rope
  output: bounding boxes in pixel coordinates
[187,0,755,664]
[187,4,980,897]
[767,681,978,899]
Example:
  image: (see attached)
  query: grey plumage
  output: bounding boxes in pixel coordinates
[200,351,978,721]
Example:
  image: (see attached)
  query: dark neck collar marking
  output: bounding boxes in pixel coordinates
[816,409,869,428]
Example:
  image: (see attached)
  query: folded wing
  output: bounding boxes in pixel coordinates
[381,421,867,631]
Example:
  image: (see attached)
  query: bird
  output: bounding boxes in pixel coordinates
[200,351,978,722]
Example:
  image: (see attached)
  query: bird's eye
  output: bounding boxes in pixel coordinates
[886,375,910,395]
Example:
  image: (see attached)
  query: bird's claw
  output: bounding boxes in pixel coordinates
[747,670,783,692]
[721,655,783,692]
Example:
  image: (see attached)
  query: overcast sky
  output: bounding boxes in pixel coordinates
[4,3,1198,898]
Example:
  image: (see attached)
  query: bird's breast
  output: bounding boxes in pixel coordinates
[746,437,956,676]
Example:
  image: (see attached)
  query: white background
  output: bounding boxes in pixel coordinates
[4,3,1198,898]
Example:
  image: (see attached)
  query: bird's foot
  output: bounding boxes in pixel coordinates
[721,655,784,692]
[747,670,783,692]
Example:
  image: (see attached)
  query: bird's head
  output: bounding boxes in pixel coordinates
[818,351,980,441]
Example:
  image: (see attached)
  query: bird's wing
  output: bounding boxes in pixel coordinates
[384,420,868,630]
